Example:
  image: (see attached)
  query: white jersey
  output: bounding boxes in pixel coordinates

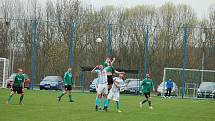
[108,77,124,101]
[111,77,124,93]
[95,69,107,84]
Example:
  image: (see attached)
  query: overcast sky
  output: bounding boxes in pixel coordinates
[80,0,215,19]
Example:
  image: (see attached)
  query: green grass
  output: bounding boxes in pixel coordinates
[0,89,214,121]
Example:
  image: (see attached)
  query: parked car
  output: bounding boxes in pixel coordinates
[89,78,126,93]
[157,81,178,96]
[124,79,142,94]
[89,78,98,92]
[39,76,64,90]
[197,82,215,99]
[6,73,31,89]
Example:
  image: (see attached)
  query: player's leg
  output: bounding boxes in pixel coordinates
[169,88,172,97]
[95,84,102,111]
[57,86,67,101]
[114,93,121,112]
[103,84,109,112]
[68,85,74,102]
[19,87,24,105]
[167,88,170,97]
[107,92,112,108]
[140,93,149,108]
[7,90,15,104]
[68,91,73,102]
[107,75,113,92]
[148,93,153,109]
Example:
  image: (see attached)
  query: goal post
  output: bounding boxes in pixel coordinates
[163,67,215,98]
[0,58,10,88]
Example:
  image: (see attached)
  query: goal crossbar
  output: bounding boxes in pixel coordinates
[164,68,215,73]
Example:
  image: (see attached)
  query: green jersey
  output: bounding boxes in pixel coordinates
[103,61,108,68]
[64,71,73,85]
[13,74,25,87]
[141,78,154,93]
[104,66,115,74]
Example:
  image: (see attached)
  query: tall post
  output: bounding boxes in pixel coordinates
[69,19,76,66]
[201,33,206,82]
[31,18,37,90]
[143,25,149,79]
[107,24,112,57]
[182,27,187,98]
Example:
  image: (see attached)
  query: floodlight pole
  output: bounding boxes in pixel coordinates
[31,17,37,90]
[107,24,112,57]
[143,25,149,79]
[182,27,187,98]
[201,33,206,82]
[69,19,76,66]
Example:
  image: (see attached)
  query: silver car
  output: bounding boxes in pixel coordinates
[124,79,142,94]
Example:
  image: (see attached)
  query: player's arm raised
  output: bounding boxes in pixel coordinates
[111,57,116,65]
[91,65,99,73]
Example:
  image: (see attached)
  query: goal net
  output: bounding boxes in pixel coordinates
[162,68,215,98]
[0,58,10,88]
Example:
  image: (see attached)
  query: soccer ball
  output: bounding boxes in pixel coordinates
[96,38,102,43]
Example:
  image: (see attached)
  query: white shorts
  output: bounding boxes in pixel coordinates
[108,90,120,101]
[97,83,108,95]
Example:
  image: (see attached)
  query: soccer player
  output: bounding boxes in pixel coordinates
[166,78,173,98]
[107,73,125,112]
[140,74,155,109]
[91,65,108,112]
[104,58,125,91]
[57,67,74,102]
[6,68,25,105]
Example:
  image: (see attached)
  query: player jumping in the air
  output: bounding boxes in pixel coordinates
[57,67,74,102]
[140,74,155,109]
[91,65,109,112]
[104,57,124,91]
[107,73,125,112]
[6,68,25,105]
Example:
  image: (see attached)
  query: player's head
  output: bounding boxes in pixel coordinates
[68,67,72,72]
[146,74,150,78]
[119,73,124,79]
[18,68,23,74]
[106,57,111,63]
[107,60,112,66]
[99,65,104,70]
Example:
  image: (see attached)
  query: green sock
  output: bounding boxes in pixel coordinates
[116,101,120,110]
[69,94,72,101]
[58,93,65,98]
[19,95,24,104]
[8,95,13,102]
[148,101,152,106]
[142,100,147,104]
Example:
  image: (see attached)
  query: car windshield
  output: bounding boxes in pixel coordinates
[199,82,215,90]
[43,76,62,81]
[9,73,29,80]
[9,73,17,79]
[127,81,141,87]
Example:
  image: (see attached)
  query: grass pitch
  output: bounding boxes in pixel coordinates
[0,89,214,121]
